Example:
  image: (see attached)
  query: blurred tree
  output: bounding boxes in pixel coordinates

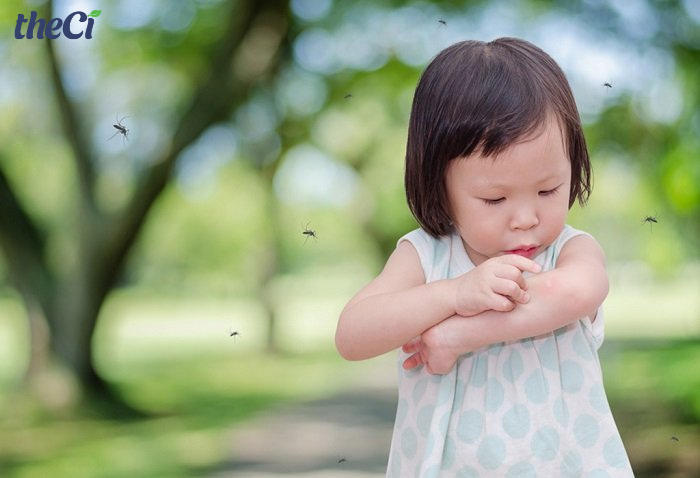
[0,0,290,407]
[1,0,698,414]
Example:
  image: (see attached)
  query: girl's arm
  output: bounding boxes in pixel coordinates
[336,238,541,362]
[335,240,453,361]
[402,235,608,373]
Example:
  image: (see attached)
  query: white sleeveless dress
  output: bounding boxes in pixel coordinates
[386,225,634,477]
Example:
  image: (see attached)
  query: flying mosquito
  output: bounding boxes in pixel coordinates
[338,458,347,464]
[229,330,240,342]
[302,222,317,243]
[438,19,447,26]
[603,82,613,89]
[642,214,658,231]
[108,114,130,143]
[344,93,353,99]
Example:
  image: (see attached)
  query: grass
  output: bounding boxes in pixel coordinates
[0,269,699,477]
[1,341,698,477]
[602,340,700,477]
[0,349,382,478]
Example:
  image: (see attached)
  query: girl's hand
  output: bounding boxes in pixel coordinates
[452,255,541,316]
[401,319,463,375]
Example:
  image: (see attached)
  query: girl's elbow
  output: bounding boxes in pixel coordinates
[335,336,364,361]
[335,320,360,361]
[562,270,609,316]
[334,332,352,360]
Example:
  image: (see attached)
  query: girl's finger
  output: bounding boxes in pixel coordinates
[490,294,517,312]
[495,264,530,291]
[498,254,542,273]
[402,336,423,353]
[492,278,528,303]
[402,353,424,370]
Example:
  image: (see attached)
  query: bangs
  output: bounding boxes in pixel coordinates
[418,41,554,163]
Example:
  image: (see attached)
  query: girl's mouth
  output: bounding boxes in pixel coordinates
[505,246,537,259]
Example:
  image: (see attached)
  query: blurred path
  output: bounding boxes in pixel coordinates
[212,386,397,477]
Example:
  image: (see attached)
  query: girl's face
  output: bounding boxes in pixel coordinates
[445,115,572,266]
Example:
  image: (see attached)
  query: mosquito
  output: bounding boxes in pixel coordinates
[603,82,613,89]
[302,222,317,243]
[344,93,353,99]
[108,114,130,143]
[671,436,679,442]
[229,330,240,342]
[642,214,658,231]
[438,19,447,26]
[338,458,347,464]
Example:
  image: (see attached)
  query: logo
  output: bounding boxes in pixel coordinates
[15,10,100,40]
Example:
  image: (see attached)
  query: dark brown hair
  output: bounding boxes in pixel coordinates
[405,37,591,237]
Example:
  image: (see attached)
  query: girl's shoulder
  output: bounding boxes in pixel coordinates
[547,224,595,258]
[397,227,465,282]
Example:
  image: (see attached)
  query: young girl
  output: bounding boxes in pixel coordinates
[336,38,634,477]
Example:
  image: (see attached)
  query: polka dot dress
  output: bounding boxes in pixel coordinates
[386,225,634,477]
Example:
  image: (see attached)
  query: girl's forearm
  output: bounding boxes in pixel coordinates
[336,279,455,361]
[435,268,606,353]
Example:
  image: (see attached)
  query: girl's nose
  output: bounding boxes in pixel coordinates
[510,205,539,231]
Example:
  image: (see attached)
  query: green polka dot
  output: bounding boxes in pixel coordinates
[589,383,609,414]
[395,398,408,426]
[588,469,612,477]
[573,414,599,448]
[561,361,584,393]
[468,355,488,387]
[457,409,483,444]
[401,427,417,458]
[572,328,593,360]
[417,405,434,437]
[437,376,453,406]
[603,435,628,468]
[506,462,537,477]
[502,404,531,439]
[441,436,457,470]
[525,369,549,404]
[531,426,560,461]
[552,397,569,427]
[485,378,505,412]
[438,410,450,434]
[412,377,428,404]
[560,450,583,477]
[477,435,506,470]
[456,465,480,478]
[423,464,440,477]
[425,431,435,456]
[503,349,524,383]
[538,337,559,371]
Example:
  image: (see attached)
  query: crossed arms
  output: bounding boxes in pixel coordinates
[335,234,608,374]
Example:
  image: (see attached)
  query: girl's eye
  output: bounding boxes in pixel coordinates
[539,185,561,196]
[482,197,505,206]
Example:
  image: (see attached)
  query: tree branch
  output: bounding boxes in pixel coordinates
[44,0,96,209]
[0,160,52,305]
[97,0,289,291]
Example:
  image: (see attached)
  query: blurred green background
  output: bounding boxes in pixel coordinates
[1,0,699,476]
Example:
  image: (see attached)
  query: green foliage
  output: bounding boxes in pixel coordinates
[0,350,365,478]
